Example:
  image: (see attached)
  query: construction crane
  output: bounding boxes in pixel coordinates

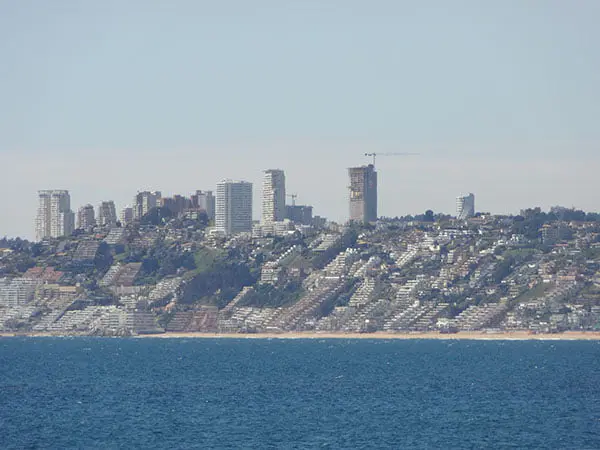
[286,194,298,206]
[364,152,419,166]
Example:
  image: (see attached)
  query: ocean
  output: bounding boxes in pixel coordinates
[1,338,600,449]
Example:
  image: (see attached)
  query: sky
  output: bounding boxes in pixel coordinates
[1,1,599,239]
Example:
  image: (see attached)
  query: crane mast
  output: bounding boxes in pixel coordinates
[364,152,418,166]
[286,194,298,206]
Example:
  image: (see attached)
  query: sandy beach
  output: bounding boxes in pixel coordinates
[135,331,600,340]
[3,331,600,340]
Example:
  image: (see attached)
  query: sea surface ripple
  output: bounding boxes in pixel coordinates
[1,338,600,449]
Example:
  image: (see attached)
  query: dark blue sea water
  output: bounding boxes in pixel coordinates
[1,338,600,449]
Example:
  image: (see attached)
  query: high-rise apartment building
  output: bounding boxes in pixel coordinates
[285,205,313,226]
[215,180,253,235]
[97,201,118,228]
[191,190,216,221]
[262,169,286,223]
[120,207,134,226]
[456,193,475,220]
[133,191,162,220]
[35,190,75,241]
[77,204,96,231]
[348,165,377,223]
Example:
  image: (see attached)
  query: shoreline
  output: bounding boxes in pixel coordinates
[2,331,600,340]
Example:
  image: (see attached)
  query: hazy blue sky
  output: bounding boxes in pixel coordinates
[2,1,599,239]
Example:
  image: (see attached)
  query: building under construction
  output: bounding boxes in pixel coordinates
[348,164,377,223]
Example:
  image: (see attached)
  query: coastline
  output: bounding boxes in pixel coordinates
[2,331,600,340]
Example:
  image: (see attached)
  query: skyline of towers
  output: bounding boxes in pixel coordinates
[457,193,475,220]
[215,180,253,236]
[35,190,75,241]
[32,166,477,240]
[262,169,286,224]
[348,164,378,223]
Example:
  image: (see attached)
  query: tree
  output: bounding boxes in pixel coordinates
[179,260,258,305]
[493,257,514,283]
[141,207,174,226]
[94,242,113,273]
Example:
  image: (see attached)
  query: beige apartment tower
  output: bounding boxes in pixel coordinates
[77,204,96,231]
[97,201,118,228]
[456,193,475,220]
[262,169,286,224]
[133,191,162,220]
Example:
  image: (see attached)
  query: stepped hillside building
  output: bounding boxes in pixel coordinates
[35,190,75,241]
[262,169,286,224]
[216,180,253,236]
[97,201,118,228]
[77,204,96,232]
[457,193,475,220]
[348,165,377,223]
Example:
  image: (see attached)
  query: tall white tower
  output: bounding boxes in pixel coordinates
[35,190,75,241]
[262,169,286,224]
[456,193,475,220]
[215,180,253,235]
